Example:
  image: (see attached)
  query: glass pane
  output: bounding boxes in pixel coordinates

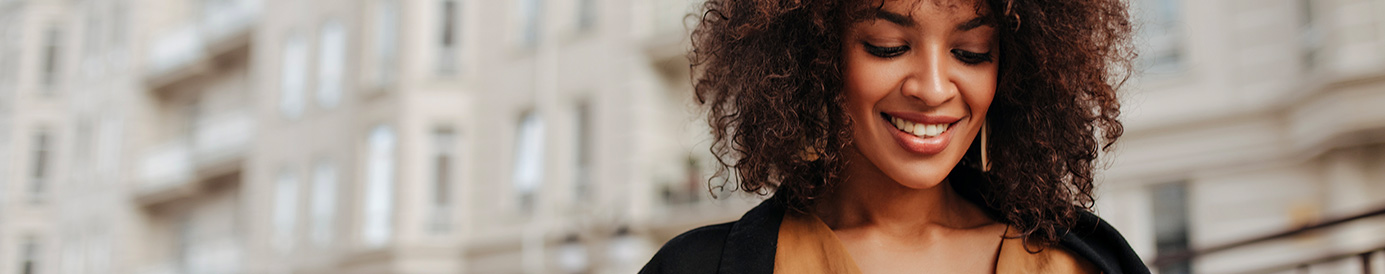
[363,125,396,246]
[280,34,308,118]
[375,0,399,86]
[1151,182,1191,274]
[513,112,544,210]
[317,21,346,108]
[431,128,456,232]
[311,161,338,246]
[273,170,299,252]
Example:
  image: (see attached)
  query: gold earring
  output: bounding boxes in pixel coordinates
[797,139,824,162]
[798,146,821,161]
[980,121,990,172]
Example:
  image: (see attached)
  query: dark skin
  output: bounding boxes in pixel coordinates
[815,0,1005,272]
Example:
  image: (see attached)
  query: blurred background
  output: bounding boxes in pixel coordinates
[0,0,1382,273]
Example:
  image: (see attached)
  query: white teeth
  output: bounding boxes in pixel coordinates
[887,115,949,137]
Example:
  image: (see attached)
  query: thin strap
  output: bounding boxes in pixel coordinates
[991,225,1008,273]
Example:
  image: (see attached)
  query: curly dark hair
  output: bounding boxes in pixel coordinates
[690,0,1134,248]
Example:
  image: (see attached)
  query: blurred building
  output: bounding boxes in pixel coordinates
[1102,0,1385,273]
[0,0,1383,274]
[0,0,757,273]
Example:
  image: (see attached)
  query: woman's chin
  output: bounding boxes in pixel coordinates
[886,172,951,190]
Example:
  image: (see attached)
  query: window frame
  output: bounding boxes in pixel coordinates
[512,111,545,212]
[315,20,347,108]
[279,33,310,119]
[272,168,301,253]
[362,124,398,246]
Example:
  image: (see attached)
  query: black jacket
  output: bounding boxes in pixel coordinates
[640,169,1151,274]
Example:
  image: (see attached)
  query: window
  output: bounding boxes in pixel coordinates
[437,0,461,75]
[83,6,102,61]
[363,125,397,246]
[512,112,544,211]
[185,95,202,137]
[1135,0,1184,74]
[279,34,308,118]
[273,169,300,253]
[316,21,346,108]
[310,160,338,246]
[1151,182,1191,274]
[173,217,192,273]
[59,230,78,274]
[30,130,52,204]
[110,0,126,49]
[1,21,17,87]
[1299,0,1322,69]
[517,0,543,46]
[41,24,62,92]
[75,117,93,169]
[18,236,38,274]
[374,0,400,87]
[573,103,591,202]
[430,127,456,233]
[576,0,596,30]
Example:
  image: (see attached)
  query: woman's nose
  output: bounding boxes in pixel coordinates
[899,45,958,107]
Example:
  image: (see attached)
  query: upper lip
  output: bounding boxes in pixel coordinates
[883,111,962,124]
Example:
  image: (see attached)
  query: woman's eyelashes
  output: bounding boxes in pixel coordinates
[863,42,908,58]
[861,42,994,65]
[950,49,994,65]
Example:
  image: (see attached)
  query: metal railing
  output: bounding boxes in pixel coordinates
[1152,205,1385,274]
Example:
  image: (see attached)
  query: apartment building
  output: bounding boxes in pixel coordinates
[1,0,749,273]
[0,0,1382,273]
[0,0,78,274]
[1099,0,1385,273]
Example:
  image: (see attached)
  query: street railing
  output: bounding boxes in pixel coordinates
[1152,205,1385,274]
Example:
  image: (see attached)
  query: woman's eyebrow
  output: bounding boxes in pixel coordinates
[956,16,995,31]
[874,11,916,27]
[874,10,994,31]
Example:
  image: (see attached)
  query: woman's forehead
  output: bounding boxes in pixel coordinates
[874,0,991,17]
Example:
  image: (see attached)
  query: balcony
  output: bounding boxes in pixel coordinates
[1153,203,1385,273]
[637,0,697,60]
[136,238,243,274]
[135,111,254,206]
[144,0,260,89]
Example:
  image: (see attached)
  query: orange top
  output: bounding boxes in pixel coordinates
[774,211,1100,274]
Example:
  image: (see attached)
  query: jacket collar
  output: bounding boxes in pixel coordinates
[716,195,786,274]
[711,170,1149,274]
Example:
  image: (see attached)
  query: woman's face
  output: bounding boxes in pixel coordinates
[842,0,998,189]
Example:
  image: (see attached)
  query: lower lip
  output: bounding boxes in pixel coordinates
[886,117,956,155]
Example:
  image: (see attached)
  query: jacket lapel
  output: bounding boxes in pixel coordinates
[717,196,786,274]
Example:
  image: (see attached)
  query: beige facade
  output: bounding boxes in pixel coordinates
[0,0,1383,273]
[1,0,752,273]
[1100,0,1385,273]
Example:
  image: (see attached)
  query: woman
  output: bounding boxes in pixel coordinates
[642,0,1147,273]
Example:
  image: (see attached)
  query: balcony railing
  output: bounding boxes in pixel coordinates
[191,110,253,167]
[144,0,260,80]
[138,140,194,194]
[1153,204,1385,274]
[136,111,253,197]
[136,238,242,274]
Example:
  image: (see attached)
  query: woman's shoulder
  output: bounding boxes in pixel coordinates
[639,222,735,274]
[1058,210,1152,274]
[640,198,787,274]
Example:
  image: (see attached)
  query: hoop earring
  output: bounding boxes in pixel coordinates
[980,121,991,172]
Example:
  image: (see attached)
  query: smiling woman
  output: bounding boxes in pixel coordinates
[641,0,1145,273]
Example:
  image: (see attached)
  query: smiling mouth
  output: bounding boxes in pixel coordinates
[881,113,956,138]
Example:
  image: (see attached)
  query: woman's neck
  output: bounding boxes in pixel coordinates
[813,150,995,237]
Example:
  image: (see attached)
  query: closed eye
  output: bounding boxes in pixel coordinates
[864,42,908,58]
[951,49,993,65]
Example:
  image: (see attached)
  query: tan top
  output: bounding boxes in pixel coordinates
[774,211,1100,274]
